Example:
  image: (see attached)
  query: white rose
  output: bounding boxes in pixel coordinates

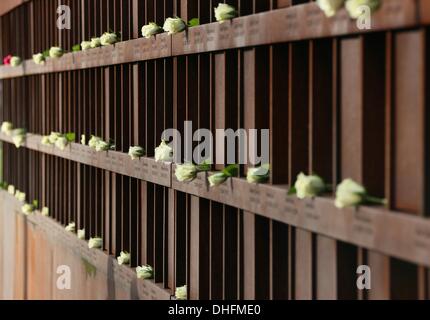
[48,132,61,144]
[49,46,64,58]
[246,165,270,184]
[95,141,110,152]
[81,134,86,145]
[41,135,51,146]
[10,56,22,67]
[136,265,154,279]
[32,53,45,65]
[163,17,186,35]
[1,121,13,135]
[8,185,15,195]
[88,237,103,249]
[65,222,76,233]
[21,203,34,215]
[91,37,101,48]
[15,191,26,202]
[214,3,237,23]
[117,251,131,265]
[345,0,380,19]
[154,140,173,162]
[77,229,85,240]
[317,0,345,17]
[81,41,92,50]
[294,172,325,199]
[208,172,228,187]
[335,178,366,208]
[100,32,119,46]
[12,134,25,148]
[141,22,163,38]
[128,146,145,160]
[88,136,101,148]
[55,136,68,151]
[175,163,198,182]
[175,285,187,300]
[41,207,49,216]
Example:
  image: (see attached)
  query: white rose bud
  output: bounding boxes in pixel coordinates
[175,163,198,182]
[12,134,25,148]
[55,136,68,151]
[136,265,154,279]
[142,22,163,39]
[77,229,85,240]
[41,135,51,146]
[294,172,326,199]
[214,3,237,23]
[81,41,92,50]
[128,146,145,160]
[81,134,86,145]
[208,172,228,187]
[154,140,173,162]
[41,207,49,216]
[175,285,187,300]
[90,37,101,48]
[100,32,119,46]
[163,17,186,35]
[21,203,34,215]
[32,53,45,65]
[88,237,103,249]
[10,56,22,67]
[335,178,366,208]
[345,0,380,19]
[48,132,61,144]
[117,251,131,265]
[8,185,15,195]
[317,0,345,17]
[15,191,26,202]
[95,141,110,152]
[65,222,76,233]
[49,46,64,58]
[246,166,270,184]
[1,121,13,136]
[88,136,101,148]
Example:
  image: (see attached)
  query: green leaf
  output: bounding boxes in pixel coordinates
[288,186,297,195]
[222,164,239,177]
[65,132,76,142]
[32,199,39,209]
[72,44,81,52]
[42,49,50,58]
[188,18,200,27]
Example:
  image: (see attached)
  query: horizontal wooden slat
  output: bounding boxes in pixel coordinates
[0,0,422,80]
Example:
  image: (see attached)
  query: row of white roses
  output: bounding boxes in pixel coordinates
[317,0,380,18]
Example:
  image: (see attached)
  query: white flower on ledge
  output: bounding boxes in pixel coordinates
[128,146,145,160]
[15,190,26,202]
[7,185,15,195]
[1,121,13,136]
[175,163,199,182]
[345,0,380,19]
[12,129,26,149]
[10,56,22,67]
[208,172,228,187]
[294,172,326,199]
[214,3,237,23]
[246,165,270,184]
[95,141,110,152]
[335,178,386,208]
[81,134,86,145]
[55,136,68,151]
[32,53,45,65]
[48,132,61,144]
[100,32,119,46]
[141,22,163,39]
[117,251,130,265]
[41,135,51,146]
[88,135,101,148]
[175,285,187,300]
[91,37,102,48]
[316,0,345,17]
[163,17,186,35]
[154,140,173,162]
[21,203,34,215]
[65,222,76,233]
[77,229,85,240]
[41,207,49,216]
[81,41,92,51]
[136,265,154,279]
[49,46,64,58]
[88,237,103,249]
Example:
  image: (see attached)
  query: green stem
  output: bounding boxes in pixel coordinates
[365,195,387,206]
